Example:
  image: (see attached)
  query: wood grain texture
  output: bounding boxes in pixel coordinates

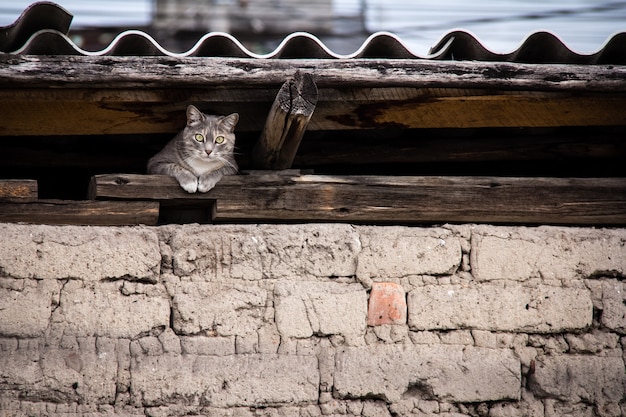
[253,71,318,169]
[1,56,625,91]
[1,87,623,136]
[90,173,626,225]
[0,199,159,225]
[0,179,37,202]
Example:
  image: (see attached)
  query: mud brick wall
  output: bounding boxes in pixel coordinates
[1,223,625,417]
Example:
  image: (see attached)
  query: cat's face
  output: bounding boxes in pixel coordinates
[182,105,238,167]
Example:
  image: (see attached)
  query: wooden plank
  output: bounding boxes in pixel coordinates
[89,174,193,201]
[1,56,625,92]
[1,87,624,136]
[0,88,273,135]
[0,200,159,225]
[0,179,37,202]
[89,173,626,225]
[253,71,318,169]
[311,92,626,129]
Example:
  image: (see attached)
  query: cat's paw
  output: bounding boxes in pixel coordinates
[179,178,198,193]
[197,176,219,193]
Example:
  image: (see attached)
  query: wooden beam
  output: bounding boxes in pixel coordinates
[0,179,37,202]
[311,92,626,129]
[90,173,626,225]
[253,71,318,169]
[0,200,159,225]
[1,56,625,92]
[1,87,624,136]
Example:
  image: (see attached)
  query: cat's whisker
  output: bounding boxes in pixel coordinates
[217,156,238,172]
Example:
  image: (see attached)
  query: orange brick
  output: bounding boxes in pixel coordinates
[367,282,407,326]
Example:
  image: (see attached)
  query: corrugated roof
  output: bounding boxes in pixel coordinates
[2,1,625,64]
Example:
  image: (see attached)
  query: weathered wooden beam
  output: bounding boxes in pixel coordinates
[1,56,625,92]
[0,179,37,202]
[310,92,626,129]
[1,87,624,136]
[253,71,318,169]
[0,199,159,225]
[90,173,626,225]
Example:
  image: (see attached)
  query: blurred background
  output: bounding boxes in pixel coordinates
[1,0,625,54]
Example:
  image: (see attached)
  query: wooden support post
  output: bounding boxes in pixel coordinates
[252,71,318,169]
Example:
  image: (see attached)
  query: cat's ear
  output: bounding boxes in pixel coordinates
[220,113,239,133]
[186,105,205,126]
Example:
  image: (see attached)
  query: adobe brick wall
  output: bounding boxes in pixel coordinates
[0,223,625,416]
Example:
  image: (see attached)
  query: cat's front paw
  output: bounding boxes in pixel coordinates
[197,176,220,193]
[179,178,198,193]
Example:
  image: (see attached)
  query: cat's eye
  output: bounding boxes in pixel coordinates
[215,136,225,144]
[194,133,205,142]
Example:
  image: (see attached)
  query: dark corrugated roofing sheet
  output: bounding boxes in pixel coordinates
[2,2,625,64]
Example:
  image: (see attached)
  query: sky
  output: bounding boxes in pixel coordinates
[1,0,625,54]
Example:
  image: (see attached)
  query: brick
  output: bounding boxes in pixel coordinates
[0,349,42,389]
[180,336,234,356]
[367,282,407,326]
[0,280,59,337]
[564,330,620,354]
[131,354,319,407]
[600,280,626,333]
[472,330,497,348]
[408,284,592,333]
[58,280,170,338]
[334,345,520,403]
[471,226,626,281]
[158,328,182,355]
[172,282,267,336]
[274,281,367,344]
[0,224,160,281]
[439,330,473,345]
[356,226,461,278]
[40,344,118,404]
[530,355,626,404]
[0,343,118,405]
[169,224,360,280]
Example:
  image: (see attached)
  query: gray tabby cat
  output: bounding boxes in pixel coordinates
[147,105,239,193]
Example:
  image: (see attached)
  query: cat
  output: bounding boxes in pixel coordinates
[147,105,239,193]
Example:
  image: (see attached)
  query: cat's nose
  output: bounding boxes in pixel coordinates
[205,149,212,156]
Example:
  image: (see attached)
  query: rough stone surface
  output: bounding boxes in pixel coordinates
[367,282,407,326]
[172,282,268,336]
[168,224,360,280]
[599,280,626,333]
[408,283,592,332]
[274,281,367,343]
[471,226,626,281]
[334,344,520,403]
[56,280,171,338]
[131,354,319,407]
[356,226,462,278]
[1,342,118,405]
[1,223,626,417]
[0,279,59,337]
[0,224,160,281]
[530,355,626,405]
